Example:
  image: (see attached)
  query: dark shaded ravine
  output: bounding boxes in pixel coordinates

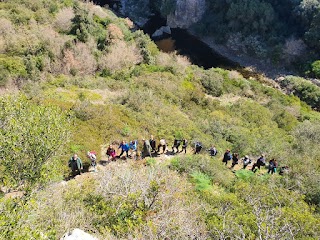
[94,1,252,74]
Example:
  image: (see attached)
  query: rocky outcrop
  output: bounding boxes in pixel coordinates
[61,229,98,240]
[152,26,171,38]
[167,0,206,28]
[120,0,151,27]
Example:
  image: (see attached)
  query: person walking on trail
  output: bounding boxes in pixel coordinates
[129,140,138,159]
[181,139,188,153]
[172,137,181,154]
[242,155,252,169]
[106,145,116,161]
[230,153,239,169]
[87,151,97,172]
[149,135,156,153]
[222,149,232,165]
[142,139,152,158]
[194,141,202,154]
[208,145,217,157]
[268,159,278,174]
[68,154,83,176]
[251,154,266,172]
[118,140,130,158]
[157,138,167,154]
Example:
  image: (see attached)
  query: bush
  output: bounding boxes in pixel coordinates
[0,95,71,189]
[311,60,320,78]
[170,155,234,188]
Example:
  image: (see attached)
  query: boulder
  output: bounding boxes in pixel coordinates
[60,228,98,240]
[152,26,171,38]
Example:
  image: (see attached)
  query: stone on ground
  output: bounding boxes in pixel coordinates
[60,228,98,240]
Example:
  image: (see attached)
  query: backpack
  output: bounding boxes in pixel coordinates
[89,151,97,161]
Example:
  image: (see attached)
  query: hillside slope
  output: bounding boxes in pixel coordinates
[0,0,320,239]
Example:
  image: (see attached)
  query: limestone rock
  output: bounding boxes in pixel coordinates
[167,0,206,28]
[60,229,98,240]
[152,26,171,38]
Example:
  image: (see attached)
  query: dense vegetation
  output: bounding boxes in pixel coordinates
[131,0,320,75]
[193,0,320,72]
[0,0,320,239]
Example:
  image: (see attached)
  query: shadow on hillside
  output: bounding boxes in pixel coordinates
[64,162,92,181]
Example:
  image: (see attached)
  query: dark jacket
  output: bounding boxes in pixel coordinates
[223,152,232,162]
[69,157,83,171]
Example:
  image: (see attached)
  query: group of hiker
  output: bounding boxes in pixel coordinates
[68,136,288,177]
[222,149,286,174]
[105,136,189,161]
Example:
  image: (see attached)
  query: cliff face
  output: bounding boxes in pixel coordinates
[167,0,206,28]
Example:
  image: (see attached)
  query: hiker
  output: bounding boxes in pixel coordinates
[242,155,252,169]
[118,140,130,158]
[106,145,116,161]
[172,137,181,153]
[68,153,83,176]
[129,140,138,159]
[149,135,156,153]
[157,138,167,154]
[194,141,202,154]
[230,153,239,169]
[222,149,232,165]
[267,159,278,174]
[208,145,217,157]
[251,154,266,172]
[181,139,188,153]
[279,165,289,175]
[142,138,152,158]
[87,151,97,172]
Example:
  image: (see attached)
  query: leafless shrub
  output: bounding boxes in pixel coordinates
[228,70,243,80]
[156,52,190,73]
[107,23,124,42]
[0,18,15,36]
[96,163,208,239]
[99,40,142,72]
[124,18,134,29]
[282,38,307,64]
[54,7,75,32]
[62,40,97,75]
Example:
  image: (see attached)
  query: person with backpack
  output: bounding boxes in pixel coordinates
[129,140,138,159]
[106,145,116,161]
[194,141,202,154]
[172,137,181,154]
[181,139,188,153]
[242,155,252,169]
[157,138,167,154]
[251,154,266,172]
[87,151,97,172]
[118,140,130,158]
[230,153,239,169]
[68,153,83,177]
[142,138,152,158]
[222,149,232,165]
[149,135,156,153]
[208,145,218,157]
[268,159,278,174]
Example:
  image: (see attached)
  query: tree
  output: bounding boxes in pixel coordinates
[0,95,71,189]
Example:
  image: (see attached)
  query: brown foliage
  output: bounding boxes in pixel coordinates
[99,40,142,72]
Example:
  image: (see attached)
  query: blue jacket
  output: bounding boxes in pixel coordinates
[129,140,137,151]
[119,143,130,151]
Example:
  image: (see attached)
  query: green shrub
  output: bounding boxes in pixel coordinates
[0,95,71,189]
[170,155,234,188]
[311,60,320,78]
[0,55,27,86]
